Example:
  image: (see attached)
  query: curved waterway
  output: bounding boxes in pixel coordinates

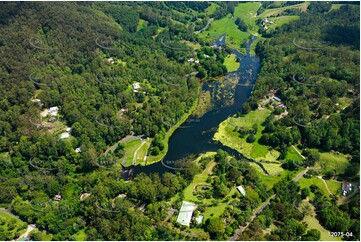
[133,35,260,177]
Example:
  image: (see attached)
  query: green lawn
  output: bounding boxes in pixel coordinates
[325,179,341,195]
[266,16,300,30]
[262,163,284,176]
[223,54,239,72]
[258,2,309,18]
[256,168,295,190]
[302,201,341,241]
[0,212,28,241]
[284,146,304,162]
[298,177,329,199]
[318,152,350,175]
[214,108,280,162]
[205,2,218,15]
[135,139,151,166]
[137,19,147,31]
[198,14,250,50]
[183,160,216,203]
[234,2,261,33]
[123,139,141,166]
[73,229,87,241]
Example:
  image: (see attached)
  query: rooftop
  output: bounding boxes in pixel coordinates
[176,201,196,226]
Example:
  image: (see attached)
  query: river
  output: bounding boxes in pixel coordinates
[132,35,260,177]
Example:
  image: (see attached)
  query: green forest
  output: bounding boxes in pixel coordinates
[0,1,359,241]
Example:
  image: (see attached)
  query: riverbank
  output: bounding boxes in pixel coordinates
[213,108,280,163]
[144,85,201,165]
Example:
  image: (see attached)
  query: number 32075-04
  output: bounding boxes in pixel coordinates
[329,232,353,237]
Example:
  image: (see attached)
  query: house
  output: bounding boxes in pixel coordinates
[342,182,352,196]
[80,193,91,201]
[106,57,115,64]
[176,201,196,226]
[237,185,246,196]
[264,26,268,30]
[60,132,70,139]
[75,147,82,153]
[54,194,61,201]
[117,194,127,199]
[187,58,195,63]
[195,60,200,64]
[132,82,141,93]
[204,54,210,58]
[263,18,270,23]
[273,96,281,102]
[66,127,71,132]
[49,106,58,116]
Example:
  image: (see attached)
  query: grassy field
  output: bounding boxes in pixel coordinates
[198,14,250,50]
[123,139,141,166]
[255,167,295,190]
[223,54,239,72]
[266,15,300,30]
[318,152,350,175]
[135,139,151,166]
[298,177,329,199]
[205,2,218,15]
[302,201,341,241]
[183,159,216,203]
[0,212,27,241]
[258,2,309,18]
[285,146,304,162]
[214,108,280,162]
[147,89,200,164]
[137,19,147,31]
[234,2,261,33]
[262,163,284,176]
[325,179,341,195]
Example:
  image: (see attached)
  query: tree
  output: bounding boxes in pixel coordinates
[246,134,256,143]
[302,229,321,241]
[205,218,225,239]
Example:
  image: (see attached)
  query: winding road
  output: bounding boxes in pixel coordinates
[229,167,309,241]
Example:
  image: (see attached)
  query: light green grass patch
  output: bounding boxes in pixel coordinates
[325,179,341,195]
[0,212,28,240]
[135,139,151,166]
[258,3,308,18]
[318,152,350,175]
[181,40,201,50]
[298,177,329,197]
[256,168,295,190]
[203,203,227,221]
[214,108,280,162]
[223,54,239,72]
[262,163,284,176]
[302,201,341,241]
[205,3,218,15]
[234,2,261,32]
[285,146,304,162]
[198,14,250,51]
[266,16,300,30]
[73,229,87,241]
[137,19,148,31]
[123,139,141,166]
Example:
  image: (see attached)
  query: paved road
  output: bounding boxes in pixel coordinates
[229,167,309,241]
